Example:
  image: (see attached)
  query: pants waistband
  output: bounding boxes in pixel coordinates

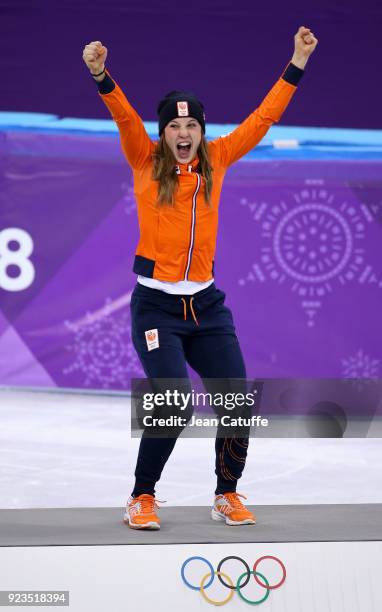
[130,281,225,322]
[131,281,217,303]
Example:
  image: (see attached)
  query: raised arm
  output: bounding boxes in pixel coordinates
[82,41,154,170]
[210,26,318,168]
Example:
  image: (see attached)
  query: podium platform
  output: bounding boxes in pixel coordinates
[1,503,381,546]
[1,504,381,611]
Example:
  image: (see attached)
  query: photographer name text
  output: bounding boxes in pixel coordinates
[142,415,268,427]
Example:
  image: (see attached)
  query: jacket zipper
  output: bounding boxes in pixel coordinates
[184,172,201,280]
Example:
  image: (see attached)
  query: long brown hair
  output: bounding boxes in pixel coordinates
[152,134,213,206]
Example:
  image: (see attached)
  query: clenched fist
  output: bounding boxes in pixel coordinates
[291,26,318,70]
[82,41,108,74]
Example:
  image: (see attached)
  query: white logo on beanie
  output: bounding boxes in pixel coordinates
[177,101,189,117]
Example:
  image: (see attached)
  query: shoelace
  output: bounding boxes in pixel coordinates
[181,297,199,326]
[222,492,247,509]
[130,494,166,514]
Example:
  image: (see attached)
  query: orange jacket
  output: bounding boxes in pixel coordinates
[98,63,302,282]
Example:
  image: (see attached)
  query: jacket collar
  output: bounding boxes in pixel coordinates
[175,156,200,174]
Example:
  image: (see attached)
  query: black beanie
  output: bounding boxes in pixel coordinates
[157,90,206,136]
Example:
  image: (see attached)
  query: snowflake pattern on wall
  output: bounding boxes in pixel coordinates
[239,179,382,327]
[63,298,144,389]
[341,349,380,392]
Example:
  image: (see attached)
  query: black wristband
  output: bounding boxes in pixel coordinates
[96,72,115,95]
[91,67,106,77]
[282,62,304,86]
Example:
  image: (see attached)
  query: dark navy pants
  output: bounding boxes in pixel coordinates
[130,281,249,496]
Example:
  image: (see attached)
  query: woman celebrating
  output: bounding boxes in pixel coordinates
[82,26,318,529]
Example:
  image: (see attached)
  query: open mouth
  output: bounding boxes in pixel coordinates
[176,141,192,158]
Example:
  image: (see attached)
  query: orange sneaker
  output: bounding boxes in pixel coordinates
[211,492,256,525]
[124,494,161,530]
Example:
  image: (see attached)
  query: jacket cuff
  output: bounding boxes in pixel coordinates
[95,71,115,95]
[282,62,304,86]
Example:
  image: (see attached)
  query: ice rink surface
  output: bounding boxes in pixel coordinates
[1,388,381,509]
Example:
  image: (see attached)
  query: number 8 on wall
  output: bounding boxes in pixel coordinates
[0,228,35,291]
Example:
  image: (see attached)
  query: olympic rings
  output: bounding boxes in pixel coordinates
[181,556,214,590]
[237,571,270,605]
[217,556,251,590]
[253,555,287,589]
[200,572,234,606]
[181,554,286,606]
